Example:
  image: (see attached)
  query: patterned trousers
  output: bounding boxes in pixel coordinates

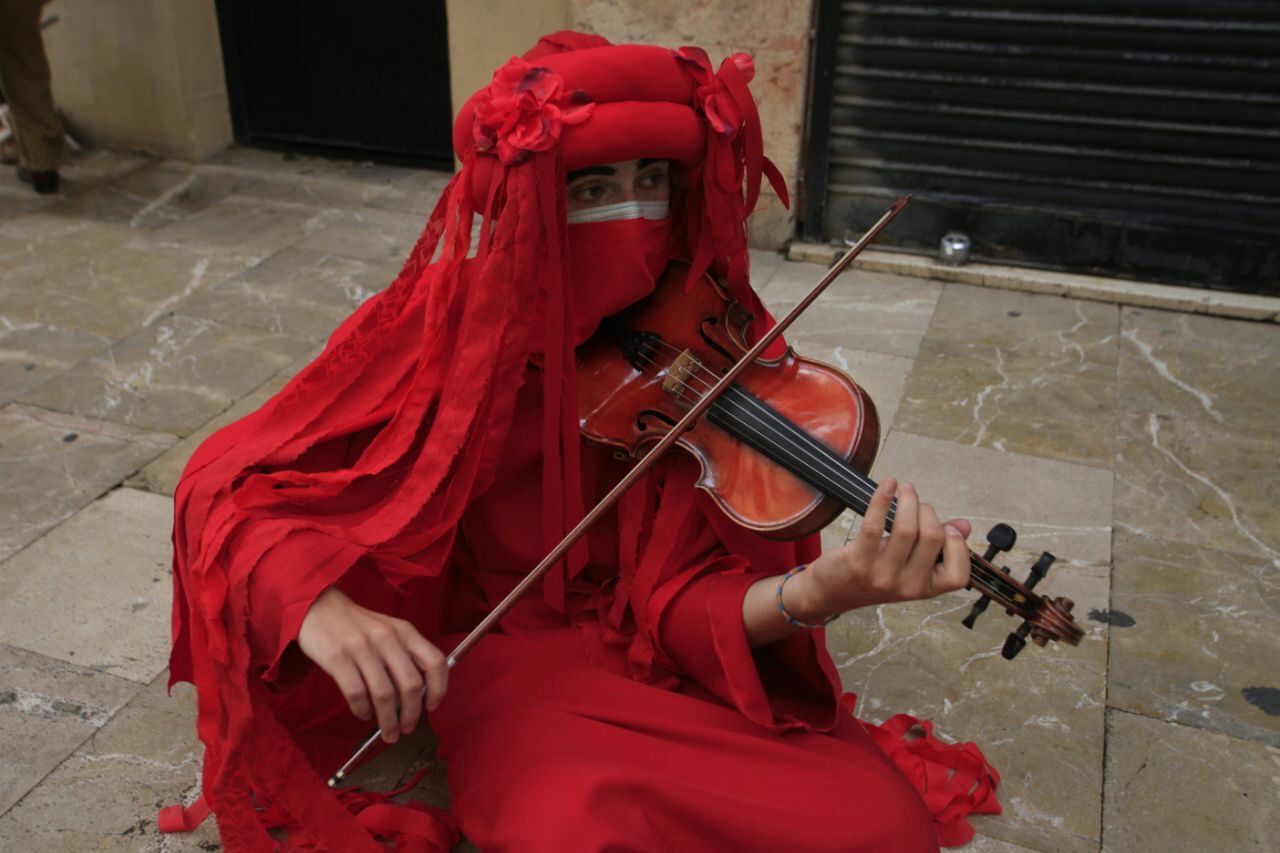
[0,0,67,170]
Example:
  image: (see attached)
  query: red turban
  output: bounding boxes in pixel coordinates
[166,31,792,848]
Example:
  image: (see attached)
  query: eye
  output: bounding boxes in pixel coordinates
[570,182,607,204]
[637,169,669,189]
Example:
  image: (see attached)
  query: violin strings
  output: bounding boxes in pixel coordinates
[643,353,1014,603]
[624,343,1017,606]
[633,339,886,509]
[629,339,886,508]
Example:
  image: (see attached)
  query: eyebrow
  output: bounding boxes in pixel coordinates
[566,164,616,183]
[566,159,668,183]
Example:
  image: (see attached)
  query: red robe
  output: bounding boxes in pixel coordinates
[209,370,998,850]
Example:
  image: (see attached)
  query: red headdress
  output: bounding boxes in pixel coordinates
[165,31,797,850]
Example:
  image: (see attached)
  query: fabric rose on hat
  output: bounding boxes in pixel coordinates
[472,57,596,164]
[674,47,754,139]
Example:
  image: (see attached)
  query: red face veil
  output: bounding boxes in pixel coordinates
[560,214,673,345]
[165,31,794,849]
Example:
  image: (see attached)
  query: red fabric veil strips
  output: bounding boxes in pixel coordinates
[167,150,554,848]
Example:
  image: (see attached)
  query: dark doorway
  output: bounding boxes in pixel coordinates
[215,1,453,168]
[802,0,1280,297]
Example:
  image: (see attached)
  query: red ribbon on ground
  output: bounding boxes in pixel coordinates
[842,693,1002,847]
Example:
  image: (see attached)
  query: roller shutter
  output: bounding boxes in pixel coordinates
[802,1,1280,295]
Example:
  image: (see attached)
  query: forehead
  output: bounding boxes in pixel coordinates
[567,159,668,180]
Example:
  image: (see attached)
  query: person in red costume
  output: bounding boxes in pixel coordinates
[162,32,1001,852]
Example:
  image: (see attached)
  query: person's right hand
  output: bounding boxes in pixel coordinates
[297,587,448,743]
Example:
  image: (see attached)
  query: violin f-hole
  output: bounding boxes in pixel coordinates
[698,316,736,364]
[636,409,677,433]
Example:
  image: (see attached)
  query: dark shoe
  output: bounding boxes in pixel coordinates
[16,164,58,194]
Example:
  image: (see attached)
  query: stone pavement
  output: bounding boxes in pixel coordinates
[0,147,1276,852]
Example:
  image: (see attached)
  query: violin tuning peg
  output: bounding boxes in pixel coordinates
[1001,623,1032,660]
[1023,551,1056,591]
[982,523,1017,562]
[1001,633,1026,659]
[961,598,988,630]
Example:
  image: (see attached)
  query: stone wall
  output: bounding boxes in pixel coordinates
[445,0,572,127]
[570,0,813,248]
[41,0,232,161]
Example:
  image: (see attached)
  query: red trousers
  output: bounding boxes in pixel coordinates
[432,629,938,852]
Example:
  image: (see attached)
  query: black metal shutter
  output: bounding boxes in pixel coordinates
[216,0,454,168]
[802,1,1280,296]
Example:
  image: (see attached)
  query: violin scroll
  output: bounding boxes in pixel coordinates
[962,523,1084,657]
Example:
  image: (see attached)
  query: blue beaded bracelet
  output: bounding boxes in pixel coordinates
[776,565,840,628]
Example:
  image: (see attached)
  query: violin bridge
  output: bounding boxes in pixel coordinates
[663,349,705,400]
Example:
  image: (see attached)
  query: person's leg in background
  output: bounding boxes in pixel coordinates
[0,0,69,193]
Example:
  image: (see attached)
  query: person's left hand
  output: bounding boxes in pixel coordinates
[783,477,972,621]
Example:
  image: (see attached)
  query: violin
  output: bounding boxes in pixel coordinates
[577,260,1084,656]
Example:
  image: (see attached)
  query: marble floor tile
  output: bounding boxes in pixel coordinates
[175,246,400,340]
[0,404,174,563]
[129,195,341,265]
[1118,305,1280,427]
[0,320,110,405]
[789,339,913,435]
[956,836,1045,853]
[1108,530,1280,745]
[894,284,1119,469]
[229,172,397,209]
[19,314,314,436]
[0,183,58,220]
[895,337,1117,469]
[41,162,244,232]
[202,144,351,177]
[747,247,786,290]
[1,241,253,340]
[1102,710,1278,852]
[364,167,454,216]
[127,345,322,496]
[1115,410,1279,566]
[0,644,142,815]
[203,146,424,196]
[0,150,154,208]
[56,149,157,188]
[326,159,431,189]
[295,205,430,265]
[759,265,943,359]
[0,207,135,255]
[0,672,215,850]
[0,488,176,684]
[828,545,1109,853]
[0,212,136,299]
[925,284,1120,381]
[869,432,1114,564]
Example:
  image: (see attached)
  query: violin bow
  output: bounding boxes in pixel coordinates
[327,197,911,786]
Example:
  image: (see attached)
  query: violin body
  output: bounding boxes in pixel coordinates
[578,262,880,540]
[578,260,1083,653]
